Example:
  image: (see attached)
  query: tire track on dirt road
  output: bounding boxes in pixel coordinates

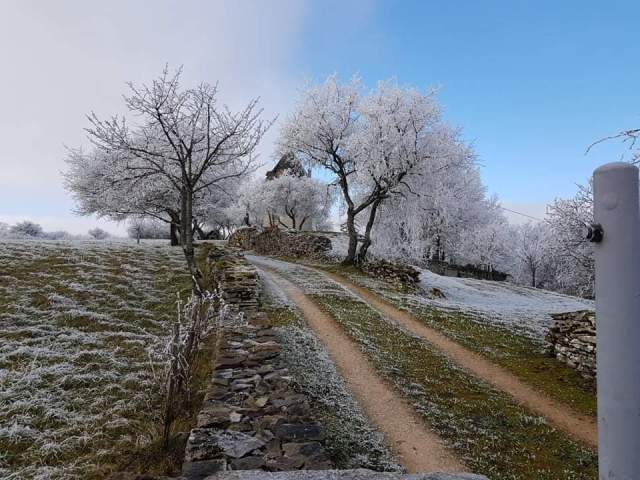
[251,261,467,474]
[320,269,598,448]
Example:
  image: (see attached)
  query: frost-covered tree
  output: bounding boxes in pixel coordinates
[279,77,465,264]
[10,221,43,238]
[262,174,332,230]
[66,148,183,245]
[371,155,492,265]
[232,178,271,227]
[457,211,511,272]
[65,67,269,292]
[512,222,549,287]
[127,218,170,243]
[88,227,110,240]
[192,176,246,239]
[546,182,594,297]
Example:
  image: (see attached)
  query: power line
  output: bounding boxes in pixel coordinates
[499,206,545,222]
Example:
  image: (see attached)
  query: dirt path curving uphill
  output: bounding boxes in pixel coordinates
[253,264,466,474]
[321,270,598,448]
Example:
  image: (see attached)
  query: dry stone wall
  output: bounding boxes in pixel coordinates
[360,260,421,286]
[426,260,508,282]
[182,314,334,478]
[545,310,596,379]
[228,227,332,259]
[183,249,333,479]
[206,247,260,313]
[254,228,332,259]
[227,227,258,250]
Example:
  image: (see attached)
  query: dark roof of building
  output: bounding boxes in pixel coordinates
[265,152,308,180]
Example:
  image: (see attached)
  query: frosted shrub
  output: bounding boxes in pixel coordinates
[153,287,244,447]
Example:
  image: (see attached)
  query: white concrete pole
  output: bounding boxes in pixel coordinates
[593,162,640,480]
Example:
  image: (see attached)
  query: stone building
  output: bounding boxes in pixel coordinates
[265,152,309,180]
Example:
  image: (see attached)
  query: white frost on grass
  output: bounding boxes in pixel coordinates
[257,267,293,308]
[0,239,189,479]
[247,254,350,298]
[416,268,594,337]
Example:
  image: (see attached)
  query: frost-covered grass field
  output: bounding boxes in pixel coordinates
[0,240,191,479]
[416,269,594,338]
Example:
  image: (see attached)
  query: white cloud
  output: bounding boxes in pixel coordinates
[0,0,308,220]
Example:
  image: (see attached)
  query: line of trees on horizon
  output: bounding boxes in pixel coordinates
[62,66,636,299]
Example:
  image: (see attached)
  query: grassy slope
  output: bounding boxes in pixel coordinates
[321,264,597,418]
[0,240,192,479]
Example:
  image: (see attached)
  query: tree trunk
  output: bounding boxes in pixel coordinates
[343,209,358,265]
[181,186,204,295]
[531,268,537,288]
[180,187,188,247]
[170,222,179,246]
[356,199,381,264]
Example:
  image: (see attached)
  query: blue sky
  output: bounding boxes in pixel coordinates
[293,1,639,205]
[0,0,637,233]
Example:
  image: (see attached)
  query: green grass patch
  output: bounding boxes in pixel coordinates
[320,264,597,418]
[311,293,597,480]
[408,305,596,417]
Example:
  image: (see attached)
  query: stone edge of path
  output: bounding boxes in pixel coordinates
[203,468,488,480]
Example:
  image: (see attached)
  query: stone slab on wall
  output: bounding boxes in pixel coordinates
[545,310,596,379]
[203,469,488,480]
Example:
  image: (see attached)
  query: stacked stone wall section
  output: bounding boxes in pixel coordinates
[546,310,596,379]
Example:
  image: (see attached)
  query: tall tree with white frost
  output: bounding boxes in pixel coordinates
[279,77,464,264]
[458,212,511,273]
[65,67,269,292]
[371,148,488,264]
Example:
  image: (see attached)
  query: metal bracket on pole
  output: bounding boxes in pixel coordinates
[593,162,640,480]
[585,223,604,243]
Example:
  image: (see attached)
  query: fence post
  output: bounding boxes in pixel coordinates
[593,162,640,479]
